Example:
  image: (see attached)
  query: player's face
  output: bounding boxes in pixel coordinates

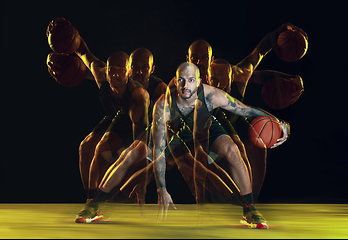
[176,67,201,100]
[107,59,130,89]
[131,55,154,85]
[187,47,213,81]
[208,64,231,91]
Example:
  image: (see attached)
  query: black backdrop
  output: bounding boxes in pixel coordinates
[1,1,347,204]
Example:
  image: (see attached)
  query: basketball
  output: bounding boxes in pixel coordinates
[248,116,281,148]
[276,30,308,62]
[262,77,293,110]
[47,18,81,54]
[47,52,86,88]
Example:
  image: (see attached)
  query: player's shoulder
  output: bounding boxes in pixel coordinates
[202,83,222,96]
[154,93,166,108]
[129,78,149,100]
[149,75,164,83]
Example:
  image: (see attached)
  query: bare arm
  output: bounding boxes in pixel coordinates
[74,38,107,88]
[206,85,290,146]
[152,95,169,189]
[233,22,306,96]
[249,70,304,105]
[130,88,150,142]
[206,85,271,120]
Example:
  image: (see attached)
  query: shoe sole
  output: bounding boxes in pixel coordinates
[75,215,104,223]
[240,217,269,229]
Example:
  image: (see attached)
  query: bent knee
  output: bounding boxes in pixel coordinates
[79,132,102,152]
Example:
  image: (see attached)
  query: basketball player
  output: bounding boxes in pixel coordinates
[76,47,167,200]
[47,16,151,211]
[75,47,170,207]
[153,62,289,228]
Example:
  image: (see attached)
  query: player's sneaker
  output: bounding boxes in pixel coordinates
[75,199,104,223]
[240,206,269,229]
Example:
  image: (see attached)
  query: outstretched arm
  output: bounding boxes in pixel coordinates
[75,38,107,88]
[249,70,304,105]
[47,18,106,88]
[233,22,306,96]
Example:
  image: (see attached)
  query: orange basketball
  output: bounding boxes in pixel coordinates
[47,52,86,88]
[262,77,294,110]
[276,30,308,62]
[47,18,81,54]
[248,116,281,148]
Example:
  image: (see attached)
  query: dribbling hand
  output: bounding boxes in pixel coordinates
[270,120,290,149]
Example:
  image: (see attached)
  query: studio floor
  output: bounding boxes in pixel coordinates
[0,203,347,239]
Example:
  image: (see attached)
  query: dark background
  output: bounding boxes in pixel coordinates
[1,1,347,204]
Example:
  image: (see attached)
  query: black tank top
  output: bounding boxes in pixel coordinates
[168,84,226,143]
[98,78,143,118]
[147,75,163,103]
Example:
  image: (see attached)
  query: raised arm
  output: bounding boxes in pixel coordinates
[75,38,107,88]
[233,22,307,96]
[249,70,304,105]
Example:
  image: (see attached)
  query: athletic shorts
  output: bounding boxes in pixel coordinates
[92,112,133,148]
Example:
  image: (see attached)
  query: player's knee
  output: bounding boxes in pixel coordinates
[79,133,100,152]
[224,142,241,161]
[94,139,114,163]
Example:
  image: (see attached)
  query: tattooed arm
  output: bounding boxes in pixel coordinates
[152,92,177,214]
[203,84,290,147]
[152,95,168,188]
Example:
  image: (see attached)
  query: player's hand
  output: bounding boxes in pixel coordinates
[46,52,68,79]
[46,17,71,37]
[270,120,290,149]
[156,187,177,223]
[283,22,308,40]
[284,75,304,105]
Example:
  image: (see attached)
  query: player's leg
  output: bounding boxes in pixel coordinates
[79,116,112,198]
[243,139,267,203]
[98,140,148,193]
[211,135,268,228]
[75,140,150,223]
[88,132,125,191]
[230,134,253,186]
[88,114,133,197]
[79,132,102,193]
[212,135,251,195]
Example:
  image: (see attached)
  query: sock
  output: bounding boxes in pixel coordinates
[87,188,97,199]
[241,193,255,214]
[93,189,109,203]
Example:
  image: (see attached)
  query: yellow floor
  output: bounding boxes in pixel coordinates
[0,203,347,239]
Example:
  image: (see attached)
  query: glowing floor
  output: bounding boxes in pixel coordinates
[0,203,347,239]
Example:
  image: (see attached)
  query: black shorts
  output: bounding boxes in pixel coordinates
[92,112,133,148]
[167,115,228,158]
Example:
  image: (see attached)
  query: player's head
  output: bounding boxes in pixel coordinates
[130,48,155,86]
[186,39,214,83]
[106,51,131,90]
[175,62,201,100]
[208,58,233,93]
